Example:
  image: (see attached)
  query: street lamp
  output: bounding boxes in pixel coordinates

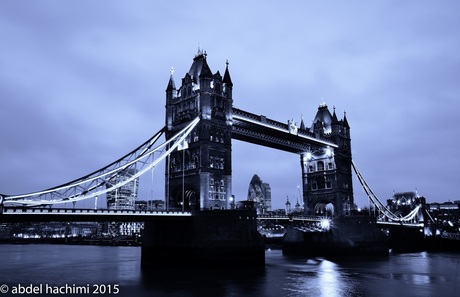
[229,195,235,209]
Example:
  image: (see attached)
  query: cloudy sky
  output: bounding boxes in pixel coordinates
[1,1,459,210]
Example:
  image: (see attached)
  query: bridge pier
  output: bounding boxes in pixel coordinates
[282,216,389,258]
[386,225,425,252]
[141,210,265,269]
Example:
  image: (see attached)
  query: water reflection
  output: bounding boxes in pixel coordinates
[1,245,459,297]
[318,260,341,296]
[141,266,266,297]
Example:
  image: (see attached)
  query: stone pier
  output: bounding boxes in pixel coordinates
[141,210,265,269]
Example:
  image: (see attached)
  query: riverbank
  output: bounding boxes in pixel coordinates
[0,236,141,246]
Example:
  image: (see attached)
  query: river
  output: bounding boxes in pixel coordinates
[0,244,459,296]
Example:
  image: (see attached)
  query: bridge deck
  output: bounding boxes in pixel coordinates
[0,208,191,222]
[232,108,337,153]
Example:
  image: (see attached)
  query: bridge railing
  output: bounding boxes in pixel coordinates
[257,214,323,222]
[1,207,192,216]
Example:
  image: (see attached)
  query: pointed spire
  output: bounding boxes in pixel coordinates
[343,110,350,128]
[331,106,339,124]
[196,44,203,57]
[199,56,213,78]
[285,196,291,206]
[223,59,233,86]
[320,97,326,107]
[166,67,176,92]
[300,114,306,130]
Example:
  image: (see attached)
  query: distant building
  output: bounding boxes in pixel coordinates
[386,191,426,215]
[294,197,302,213]
[247,174,272,214]
[285,196,291,214]
[106,168,139,210]
[149,199,165,210]
[427,200,460,228]
[135,200,165,211]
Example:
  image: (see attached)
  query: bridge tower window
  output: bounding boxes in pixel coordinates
[317,176,325,189]
[317,161,324,171]
[312,180,318,190]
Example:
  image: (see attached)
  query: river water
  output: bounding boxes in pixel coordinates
[0,244,459,297]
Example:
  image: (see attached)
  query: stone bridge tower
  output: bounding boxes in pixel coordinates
[301,103,353,217]
[165,50,233,210]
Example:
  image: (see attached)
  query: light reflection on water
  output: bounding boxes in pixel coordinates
[0,245,459,297]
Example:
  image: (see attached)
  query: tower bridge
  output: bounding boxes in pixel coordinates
[164,51,353,216]
[0,50,430,266]
[1,50,352,218]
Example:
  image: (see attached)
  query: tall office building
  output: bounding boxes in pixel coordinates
[106,168,139,210]
[247,174,271,214]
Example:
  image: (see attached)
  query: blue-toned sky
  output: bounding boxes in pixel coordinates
[1,1,459,210]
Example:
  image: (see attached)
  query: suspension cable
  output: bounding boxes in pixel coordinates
[3,117,200,206]
[352,160,422,223]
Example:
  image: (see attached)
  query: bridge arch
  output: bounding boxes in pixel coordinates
[170,184,199,211]
[313,202,335,217]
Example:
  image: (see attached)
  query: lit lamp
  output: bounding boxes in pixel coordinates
[229,195,235,209]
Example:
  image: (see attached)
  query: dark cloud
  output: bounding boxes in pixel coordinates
[1,1,459,209]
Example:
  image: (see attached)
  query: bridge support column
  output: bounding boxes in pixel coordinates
[141,210,265,269]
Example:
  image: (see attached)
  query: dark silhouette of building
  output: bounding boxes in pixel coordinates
[165,49,233,210]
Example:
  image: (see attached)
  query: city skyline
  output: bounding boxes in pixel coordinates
[1,1,459,210]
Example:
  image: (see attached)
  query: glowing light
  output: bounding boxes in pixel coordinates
[325,147,332,157]
[306,152,312,160]
[320,218,331,230]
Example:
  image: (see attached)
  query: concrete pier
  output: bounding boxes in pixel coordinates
[141,210,265,269]
[282,216,388,258]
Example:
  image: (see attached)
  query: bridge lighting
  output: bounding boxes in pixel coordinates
[325,147,333,158]
[320,218,331,231]
[306,152,312,160]
[229,195,235,209]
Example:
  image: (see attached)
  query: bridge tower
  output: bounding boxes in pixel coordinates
[165,50,233,210]
[301,103,353,217]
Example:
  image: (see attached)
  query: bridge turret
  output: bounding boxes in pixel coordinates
[331,107,340,135]
[342,111,350,139]
[165,51,233,211]
[165,69,176,130]
[302,103,354,217]
[310,102,333,137]
[223,60,233,99]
